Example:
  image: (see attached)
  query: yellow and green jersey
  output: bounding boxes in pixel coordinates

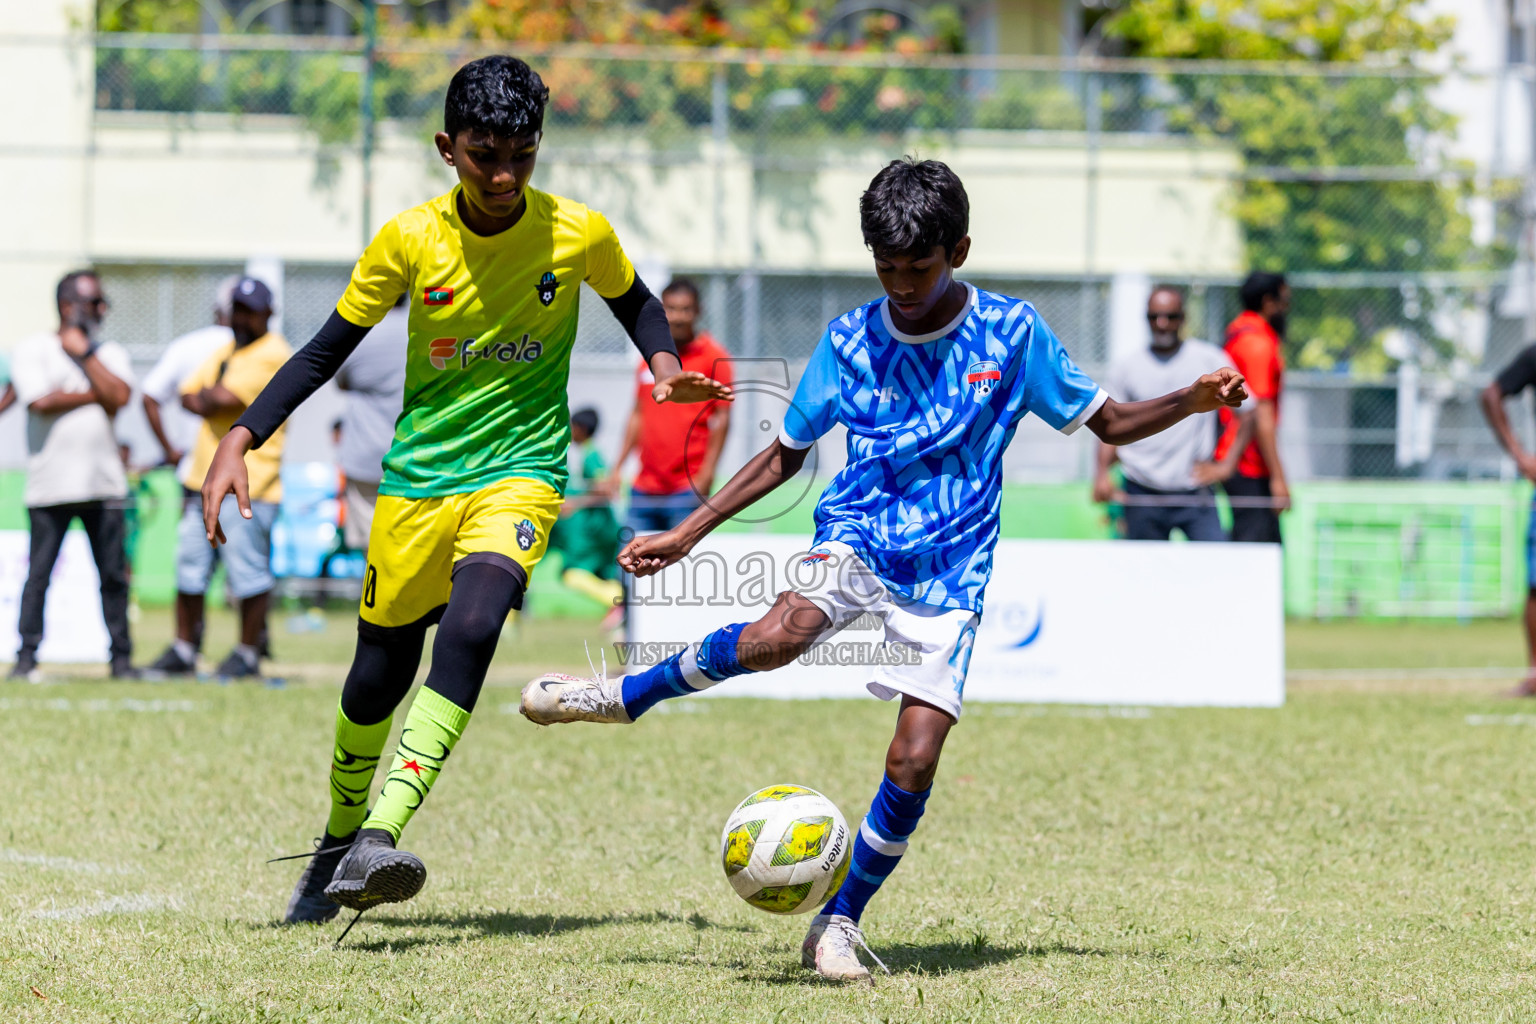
[337,184,636,498]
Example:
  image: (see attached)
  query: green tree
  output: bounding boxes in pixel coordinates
[1107,0,1493,371]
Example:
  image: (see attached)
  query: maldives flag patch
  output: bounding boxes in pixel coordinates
[423,286,454,306]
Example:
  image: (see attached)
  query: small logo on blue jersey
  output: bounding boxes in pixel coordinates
[802,549,831,565]
[966,360,1001,398]
[516,519,537,551]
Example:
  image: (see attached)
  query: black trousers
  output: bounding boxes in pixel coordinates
[17,501,132,660]
[1122,480,1226,542]
[1222,475,1283,544]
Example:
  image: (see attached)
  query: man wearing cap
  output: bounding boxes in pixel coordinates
[153,277,290,680]
[8,269,137,680]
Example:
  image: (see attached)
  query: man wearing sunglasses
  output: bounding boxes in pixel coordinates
[1093,285,1246,541]
[8,270,137,680]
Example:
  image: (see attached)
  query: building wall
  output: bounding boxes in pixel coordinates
[79,119,1244,277]
[0,3,94,344]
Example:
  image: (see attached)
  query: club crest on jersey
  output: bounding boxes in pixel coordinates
[428,338,458,370]
[966,360,1001,398]
[424,286,453,306]
[516,518,537,551]
[535,271,560,306]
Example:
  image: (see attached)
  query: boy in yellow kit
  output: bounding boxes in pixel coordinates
[199,56,731,924]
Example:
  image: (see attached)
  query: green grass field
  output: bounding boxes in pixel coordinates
[6,610,1536,1022]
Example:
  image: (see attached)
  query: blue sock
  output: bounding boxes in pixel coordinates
[823,776,930,923]
[620,622,753,720]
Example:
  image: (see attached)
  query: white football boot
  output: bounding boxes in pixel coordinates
[801,913,888,982]
[520,644,632,725]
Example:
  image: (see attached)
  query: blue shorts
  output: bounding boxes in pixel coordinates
[177,494,278,600]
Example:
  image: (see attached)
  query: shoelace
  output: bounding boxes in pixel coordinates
[562,642,616,715]
[265,836,369,948]
[266,835,352,864]
[265,835,370,951]
[828,919,889,974]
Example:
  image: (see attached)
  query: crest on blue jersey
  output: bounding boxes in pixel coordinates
[966,360,1001,398]
[535,271,560,307]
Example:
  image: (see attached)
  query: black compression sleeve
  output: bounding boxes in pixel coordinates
[234,310,371,448]
[1497,344,1536,398]
[603,276,677,366]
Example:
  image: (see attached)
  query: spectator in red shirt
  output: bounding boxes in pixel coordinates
[1215,271,1289,543]
[610,278,733,535]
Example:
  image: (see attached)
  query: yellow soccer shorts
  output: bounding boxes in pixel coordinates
[360,475,562,630]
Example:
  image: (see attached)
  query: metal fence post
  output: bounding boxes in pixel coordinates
[1526,2,1536,347]
[1077,65,1101,354]
[710,62,728,344]
[360,0,377,250]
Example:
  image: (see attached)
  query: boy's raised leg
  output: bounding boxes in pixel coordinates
[521,593,831,725]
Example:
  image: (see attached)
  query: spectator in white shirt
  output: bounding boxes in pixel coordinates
[1093,285,1248,542]
[141,276,238,479]
[8,270,138,680]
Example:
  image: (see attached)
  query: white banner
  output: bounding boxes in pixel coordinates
[0,530,111,664]
[628,535,1284,708]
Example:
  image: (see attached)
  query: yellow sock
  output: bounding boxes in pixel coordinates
[562,568,622,608]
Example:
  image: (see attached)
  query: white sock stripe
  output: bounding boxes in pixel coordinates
[859,818,908,856]
[678,644,718,691]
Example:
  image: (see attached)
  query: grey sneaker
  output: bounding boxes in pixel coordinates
[145,644,197,677]
[214,648,260,681]
[280,828,358,924]
[323,829,426,911]
[9,650,40,682]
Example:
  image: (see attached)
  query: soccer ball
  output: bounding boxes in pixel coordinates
[720,784,851,915]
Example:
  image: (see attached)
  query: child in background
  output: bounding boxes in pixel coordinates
[550,407,623,622]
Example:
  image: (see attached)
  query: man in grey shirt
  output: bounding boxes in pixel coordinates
[1093,285,1247,541]
[334,299,406,552]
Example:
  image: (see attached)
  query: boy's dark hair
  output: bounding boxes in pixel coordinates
[444,56,549,140]
[56,269,98,308]
[859,158,969,258]
[661,277,701,308]
[1239,271,1287,312]
[571,407,600,436]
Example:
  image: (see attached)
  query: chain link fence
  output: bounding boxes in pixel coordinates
[80,36,1531,482]
[30,36,1536,616]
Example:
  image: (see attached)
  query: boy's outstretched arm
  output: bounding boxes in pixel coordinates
[1088,367,1246,447]
[603,278,732,406]
[618,438,808,577]
[200,310,371,544]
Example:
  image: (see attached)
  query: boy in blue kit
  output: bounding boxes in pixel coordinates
[522,159,1246,981]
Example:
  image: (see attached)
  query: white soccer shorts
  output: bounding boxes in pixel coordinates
[794,540,978,721]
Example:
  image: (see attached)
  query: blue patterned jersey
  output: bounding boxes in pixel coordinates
[779,284,1106,612]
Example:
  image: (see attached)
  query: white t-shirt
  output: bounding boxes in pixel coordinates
[141,324,233,484]
[1104,339,1237,492]
[10,332,135,507]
